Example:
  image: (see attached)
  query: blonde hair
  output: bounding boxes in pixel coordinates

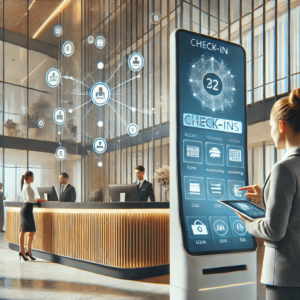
[271,88,300,133]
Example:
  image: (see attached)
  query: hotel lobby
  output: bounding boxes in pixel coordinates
[1,0,300,299]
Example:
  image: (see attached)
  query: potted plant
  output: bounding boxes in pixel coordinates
[153,165,170,201]
[21,96,52,140]
[28,114,39,139]
[4,119,19,137]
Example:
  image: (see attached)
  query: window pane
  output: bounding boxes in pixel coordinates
[277,0,288,94]
[4,43,27,87]
[4,149,27,202]
[28,151,60,200]
[4,84,27,138]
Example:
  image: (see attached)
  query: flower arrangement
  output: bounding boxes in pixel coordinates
[153,165,170,186]
[4,119,19,130]
[4,119,20,137]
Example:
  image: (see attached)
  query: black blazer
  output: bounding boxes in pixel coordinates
[133,180,155,202]
[60,184,76,202]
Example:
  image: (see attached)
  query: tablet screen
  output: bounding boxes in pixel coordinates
[227,201,265,218]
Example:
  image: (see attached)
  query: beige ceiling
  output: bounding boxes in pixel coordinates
[0,0,64,38]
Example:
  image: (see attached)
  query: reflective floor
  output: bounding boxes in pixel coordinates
[0,233,265,299]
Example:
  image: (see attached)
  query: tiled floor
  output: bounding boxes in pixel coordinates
[0,232,266,299]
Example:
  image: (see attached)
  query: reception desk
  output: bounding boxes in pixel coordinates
[5,201,170,279]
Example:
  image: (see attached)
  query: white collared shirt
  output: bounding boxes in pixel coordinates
[281,146,300,161]
[22,183,37,203]
[138,179,145,188]
[63,183,69,192]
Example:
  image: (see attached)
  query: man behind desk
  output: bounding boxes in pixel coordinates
[59,172,76,202]
[133,165,155,202]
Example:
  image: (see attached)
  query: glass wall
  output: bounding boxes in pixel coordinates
[0,0,81,202]
[0,0,299,203]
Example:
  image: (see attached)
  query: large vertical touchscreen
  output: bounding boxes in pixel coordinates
[176,30,256,255]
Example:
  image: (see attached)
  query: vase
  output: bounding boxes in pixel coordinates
[29,128,39,139]
[163,185,169,202]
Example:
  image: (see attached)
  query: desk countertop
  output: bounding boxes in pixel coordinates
[4,201,169,209]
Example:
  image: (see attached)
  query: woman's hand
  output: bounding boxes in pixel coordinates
[238,185,262,200]
[37,199,47,202]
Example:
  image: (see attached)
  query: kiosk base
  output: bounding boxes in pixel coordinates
[170,282,257,300]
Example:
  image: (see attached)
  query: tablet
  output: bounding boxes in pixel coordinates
[217,200,265,221]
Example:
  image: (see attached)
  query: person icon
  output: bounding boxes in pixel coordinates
[56,27,61,35]
[96,142,104,149]
[50,72,57,82]
[133,56,140,65]
[153,13,159,22]
[58,150,64,158]
[57,111,63,120]
[130,126,136,134]
[96,87,105,99]
[66,45,70,52]
[97,39,103,47]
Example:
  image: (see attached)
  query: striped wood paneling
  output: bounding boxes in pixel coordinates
[6,208,170,268]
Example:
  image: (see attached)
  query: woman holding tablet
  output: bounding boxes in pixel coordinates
[19,171,46,261]
[237,88,300,300]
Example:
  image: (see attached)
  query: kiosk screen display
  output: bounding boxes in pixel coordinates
[175,30,256,255]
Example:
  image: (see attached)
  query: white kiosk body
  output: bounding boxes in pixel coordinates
[170,29,257,300]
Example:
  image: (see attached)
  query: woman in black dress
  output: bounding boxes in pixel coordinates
[0,183,5,232]
[19,171,46,261]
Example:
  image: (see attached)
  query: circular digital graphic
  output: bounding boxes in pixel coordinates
[93,138,107,154]
[62,41,75,57]
[55,146,67,161]
[90,82,110,106]
[53,25,63,37]
[232,220,247,235]
[53,107,66,125]
[203,72,223,96]
[190,55,236,112]
[97,62,104,69]
[95,35,106,49]
[87,35,94,44]
[97,120,103,127]
[46,68,61,88]
[128,53,144,72]
[127,123,139,137]
[213,220,228,236]
[98,162,103,167]
[151,12,161,24]
[21,105,27,115]
[37,118,45,128]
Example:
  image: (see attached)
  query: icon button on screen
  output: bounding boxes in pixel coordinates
[227,145,244,168]
[228,180,246,200]
[206,142,224,166]
[186,216,211,240]
[183,140,203,164]
[206,178,226,200]
[184,176,205,200]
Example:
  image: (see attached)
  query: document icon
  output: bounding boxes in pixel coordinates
[191,220,208,235]
[184,176,205,200]
[189,182,200,195]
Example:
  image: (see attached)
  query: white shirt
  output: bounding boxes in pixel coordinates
[62,183,69,192]
[281,146,300,161]
[137,179,145,188]
[22,183,37,203]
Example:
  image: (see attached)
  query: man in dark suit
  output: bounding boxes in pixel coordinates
[59,172,76,202]
[133,165,155,202]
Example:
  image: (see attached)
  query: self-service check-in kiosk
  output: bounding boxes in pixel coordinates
[170,29,257,300]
